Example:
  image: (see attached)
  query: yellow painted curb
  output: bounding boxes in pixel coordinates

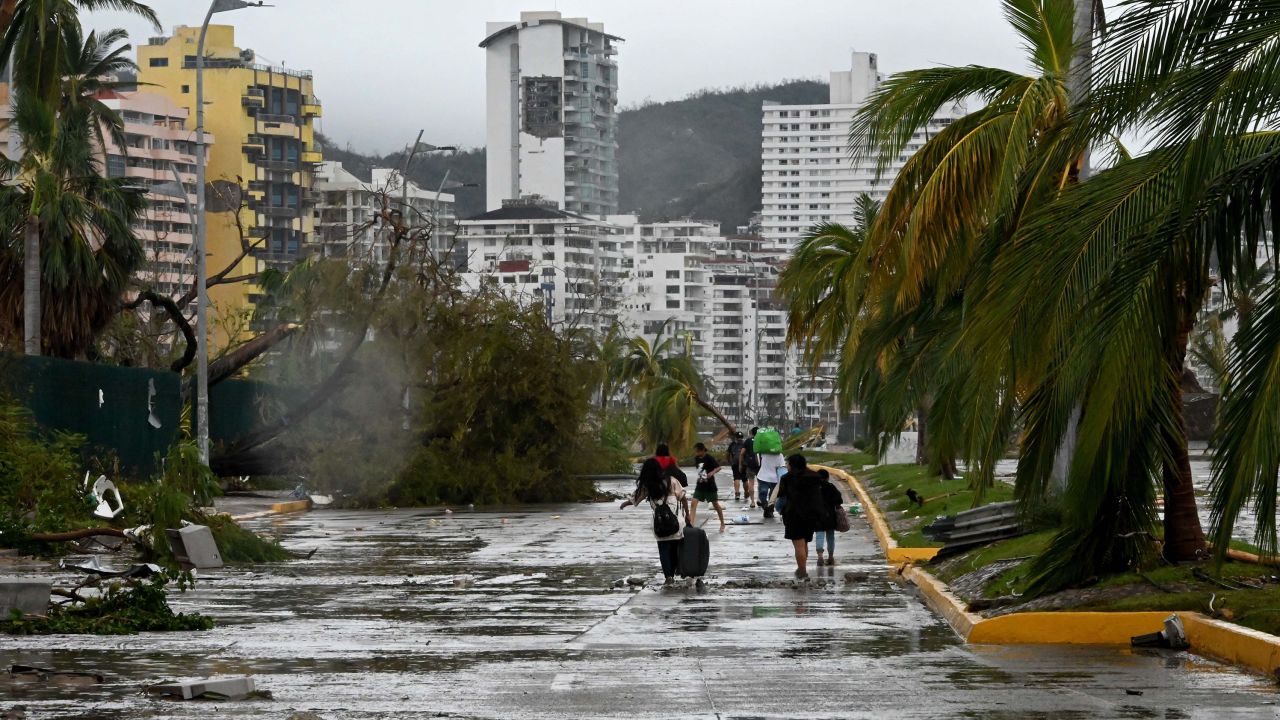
[1180,613,1280,678]
[269,499,311,514]
[818,462,1280,675]
[813,464,940,566]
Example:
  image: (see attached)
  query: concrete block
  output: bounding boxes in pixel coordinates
[152,676,255,700]
[0,578,52,618]
[165,525,223,569]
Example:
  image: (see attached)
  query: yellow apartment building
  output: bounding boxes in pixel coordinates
[138,24,322,345]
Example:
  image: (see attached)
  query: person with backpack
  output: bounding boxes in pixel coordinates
[619,457,691,584]
[726,431,746,502]
[752,427,786,518]
[775,454,828,579]
[813,468,844,566]
[653,443,688,488]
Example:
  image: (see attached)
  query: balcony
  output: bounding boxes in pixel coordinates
[242,135,265,154]
[256,204,298,218]
[242,88,265,108]
[300,149,323,165]
[260,160,298,172]
[301,95,322,118]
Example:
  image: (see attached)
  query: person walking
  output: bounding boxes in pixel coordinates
[740,428,760,509]
[727,431,746,502]
[775,454,826,579]
[620,458,690,584]
[814,468,843,566]
[752,428,786,518]
[689,442,727,532]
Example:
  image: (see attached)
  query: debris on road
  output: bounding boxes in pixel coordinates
[5,665,104,686]
[1131,614,1191,650]
[166,524,224,569]
[148,676,258,701]
[0,579,51,617]
[62,557,162,579]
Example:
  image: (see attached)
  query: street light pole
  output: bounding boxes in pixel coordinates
[195,0,268,466]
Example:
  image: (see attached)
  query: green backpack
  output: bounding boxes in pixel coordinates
[754,427,783,454]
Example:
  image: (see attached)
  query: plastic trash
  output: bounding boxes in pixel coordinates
[733,515,751,524]
[89,476,123,520]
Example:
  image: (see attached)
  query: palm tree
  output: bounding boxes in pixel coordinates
[780,0,1099,497]
[0,23,148,357]
[615,319,735,450]
[0,0,157,105]
[0,0,157,356]
[994,0,1280,578]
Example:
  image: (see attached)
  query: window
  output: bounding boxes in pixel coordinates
[666,299,681,309]
[665,270,680,279]
[181,85,190,94]
[105,154,127,178]
[148,57,168,67]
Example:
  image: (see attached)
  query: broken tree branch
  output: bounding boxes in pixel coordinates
[124,290,197,373]
[29,528,126,542]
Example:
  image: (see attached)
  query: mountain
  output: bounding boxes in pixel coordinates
[318,79,829,228]
[618,79,828,229]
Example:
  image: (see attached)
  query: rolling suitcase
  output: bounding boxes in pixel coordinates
[677,523,710,578]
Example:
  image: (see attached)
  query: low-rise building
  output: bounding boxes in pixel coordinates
[313,161,454,267]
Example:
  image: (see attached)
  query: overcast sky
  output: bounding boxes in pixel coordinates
[89,1,1034,155]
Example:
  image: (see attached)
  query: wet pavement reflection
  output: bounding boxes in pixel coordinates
[3,479,1278,718]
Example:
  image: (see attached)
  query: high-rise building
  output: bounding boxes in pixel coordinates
[614,218,720,360]
[481,11,621,217]
[759,50,963,250]
[313,161,455,268]
[138,25,323,340]
[457,195,624,335]
[100,91,207,301]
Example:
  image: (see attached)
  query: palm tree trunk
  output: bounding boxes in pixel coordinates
[1162,312,1208,560]
[693,392,735,435]
[22,218,39,356]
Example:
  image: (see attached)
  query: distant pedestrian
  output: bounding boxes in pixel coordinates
[741,428,761,509]
[689,442,727,532]
[775,454,827,579]
[791,423,803,436]
[619,458,690,584]
[653,443,688,487]
[727,431,746,501]
[814,469,843,566]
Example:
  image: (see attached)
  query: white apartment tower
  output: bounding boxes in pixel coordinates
[482,11,622,218]
[760,50,963,249]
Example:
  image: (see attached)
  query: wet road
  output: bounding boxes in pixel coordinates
[3,480,1279,719]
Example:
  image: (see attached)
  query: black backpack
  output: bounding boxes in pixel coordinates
[652,495,680,537]
[727,440,742,467]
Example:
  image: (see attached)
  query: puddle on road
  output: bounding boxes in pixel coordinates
[5,501,1278,718]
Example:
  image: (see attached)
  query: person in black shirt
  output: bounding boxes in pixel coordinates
[690,442,727,532]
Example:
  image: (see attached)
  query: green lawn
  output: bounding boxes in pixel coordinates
[805,449,875,470]
[859,463,1014,547]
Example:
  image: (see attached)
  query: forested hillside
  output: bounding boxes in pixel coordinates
[318,79,829,228]
[618,80,827,229]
